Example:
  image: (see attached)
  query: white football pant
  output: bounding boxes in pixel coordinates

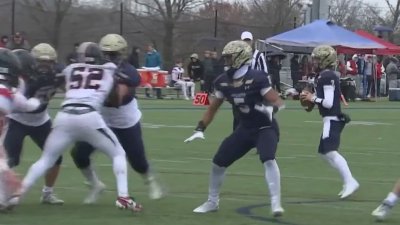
[22,111,129,197]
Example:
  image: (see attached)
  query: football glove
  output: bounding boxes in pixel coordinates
[184,131,205,143]
[184,121,207,143]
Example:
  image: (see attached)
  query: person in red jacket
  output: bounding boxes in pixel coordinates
[346,55,358,76]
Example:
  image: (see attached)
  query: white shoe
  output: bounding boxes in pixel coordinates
[271,199,284,217]
[340,179,359,199]
[184,97,190,100]
[372,202,393,221]
[338,185,345,196]
[40,192,64,205]
[147,176,165,200]
[83,182,106,204]
[193,200,219,213]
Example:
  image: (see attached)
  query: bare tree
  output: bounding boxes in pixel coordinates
[329,0,364,28]
[250,0,302,36]
[363,0,400,41]
[22,0,78,49]
[130,0,203,70]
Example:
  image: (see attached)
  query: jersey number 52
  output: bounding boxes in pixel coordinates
[70,67,104,90]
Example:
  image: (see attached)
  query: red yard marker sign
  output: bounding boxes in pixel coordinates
[193,93,209,106]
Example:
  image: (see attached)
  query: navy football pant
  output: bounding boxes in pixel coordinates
[318,120,345,154]
[232,106,241,131]
[71,122,149,174]
[213,121,280,168]
[4,119,62,167]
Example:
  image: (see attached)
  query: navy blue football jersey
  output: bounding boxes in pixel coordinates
[315,70,341,117]
[24,68,64,113]
[104,61,141,107]
[214,69,275,128]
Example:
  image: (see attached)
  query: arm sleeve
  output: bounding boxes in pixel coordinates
[312,84,334,109]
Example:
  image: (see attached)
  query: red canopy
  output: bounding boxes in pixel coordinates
[354,30,400,55]
[337,30,400,54]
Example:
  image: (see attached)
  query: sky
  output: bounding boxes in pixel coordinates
[363,0,396,9]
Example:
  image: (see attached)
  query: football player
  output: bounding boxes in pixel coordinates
[70,34,164,204]
[14,42,142,211]
[4,45,64,205]
[184,40,285,216]
[171,59,195,100]
[0,47,44,210]
[300,45,359,199]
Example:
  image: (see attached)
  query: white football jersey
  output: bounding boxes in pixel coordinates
[101,98,142,129]
[171,66,184,81]
[62,62,117,111]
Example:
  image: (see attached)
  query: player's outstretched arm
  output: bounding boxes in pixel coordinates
[184,97,224,143]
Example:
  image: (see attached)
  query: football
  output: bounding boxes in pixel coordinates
[300,91,315,112]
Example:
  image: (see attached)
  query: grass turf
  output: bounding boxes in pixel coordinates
[2,98,400,225]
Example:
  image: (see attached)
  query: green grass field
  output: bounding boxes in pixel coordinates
[2,98,400,225]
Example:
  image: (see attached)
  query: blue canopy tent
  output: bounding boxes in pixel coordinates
[265,20,385,53]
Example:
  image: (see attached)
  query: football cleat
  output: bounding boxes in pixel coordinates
[83,181,106,204]
[271,200,284,217]
[40,192,64,205]
[115,197,143,212]
[193,200,219,213]
[147,176,165,200]
[338,185,345,196]
[372,202,393,221]
[340,179,359,199]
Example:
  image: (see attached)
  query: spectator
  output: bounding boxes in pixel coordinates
[144,43,161,69]
[290,54,300,87]
[346,54,358,76]
[171,59,195,100]
[187,53,204,91]
[6,32,30,50]
[211,51,224,76]
[128,46,140,68]
[386,57,400,89]
[299,55,312,79]
[144,43,162,99]
[202,50,215,94]
[65,42,80,65]
[0,35,8,48]
[375,58,384,97]
[268,56,282,93]
[363,55,374,98]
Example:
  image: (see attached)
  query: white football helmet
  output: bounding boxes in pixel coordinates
[31,43,57,61]
[99,34,128,54]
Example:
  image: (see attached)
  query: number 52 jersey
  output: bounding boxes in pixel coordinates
[62,62,117,110]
